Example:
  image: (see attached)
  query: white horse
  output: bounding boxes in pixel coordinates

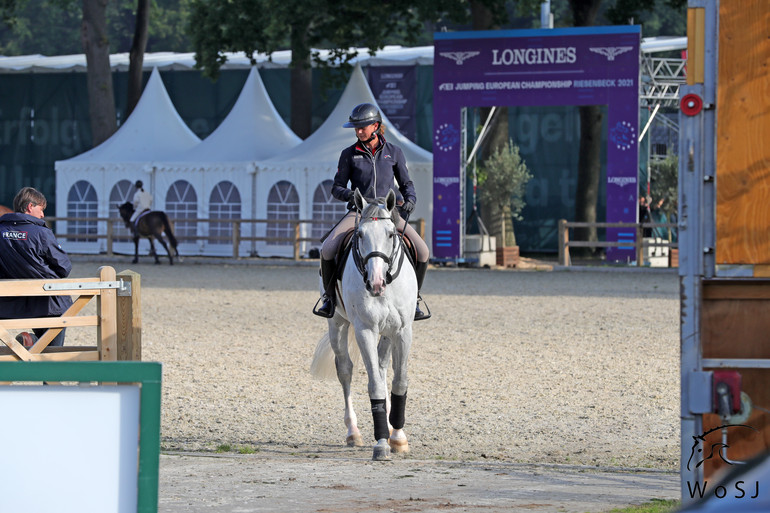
[311,189,417,461]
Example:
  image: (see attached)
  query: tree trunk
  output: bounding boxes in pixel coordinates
[472,0,510,248]
[290,24,312,139]
[81,0,117,146]
[573,105,602,251]
[569,0,602,255]
[126,0,150,118]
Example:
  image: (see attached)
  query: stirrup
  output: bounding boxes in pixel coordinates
[313,295,335,318]
[414,294,431,321]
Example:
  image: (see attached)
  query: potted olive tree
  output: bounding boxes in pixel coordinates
[478,140,532,267]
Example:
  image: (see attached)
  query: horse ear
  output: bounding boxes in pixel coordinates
[354,188,365,211]
[385,189,396,212]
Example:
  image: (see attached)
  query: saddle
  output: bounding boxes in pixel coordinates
[131,209,151,228]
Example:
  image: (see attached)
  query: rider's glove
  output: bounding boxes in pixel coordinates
[401,200,415,214]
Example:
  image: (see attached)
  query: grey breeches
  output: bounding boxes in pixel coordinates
[321,211,430,263]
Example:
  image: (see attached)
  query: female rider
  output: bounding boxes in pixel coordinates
[313,103,430,321]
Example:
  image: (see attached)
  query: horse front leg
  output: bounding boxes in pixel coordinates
[388,327,413,454]
[132,235,140,264]
[356,327,391,461]
[328,320,363,447]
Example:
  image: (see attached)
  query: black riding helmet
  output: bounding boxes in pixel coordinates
[342,103,382,128]
[135,180,143,189]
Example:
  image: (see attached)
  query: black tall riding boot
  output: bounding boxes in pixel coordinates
[414,261,431,321]
[313,258,337,318]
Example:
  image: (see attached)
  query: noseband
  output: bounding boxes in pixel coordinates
[352,211,405,286]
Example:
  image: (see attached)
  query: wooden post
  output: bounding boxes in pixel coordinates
[97,266,118,361]
[117,270,141,361]
[636,224,644,267]
[294,222,301,261]
[232,220,241,259]
[558,219,569,266]
[106,220,114,256]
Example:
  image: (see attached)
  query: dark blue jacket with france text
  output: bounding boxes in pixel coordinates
[332,135,417,207]
[0,212,73,318]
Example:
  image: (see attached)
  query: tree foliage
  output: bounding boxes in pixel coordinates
[478,140,532,247]
[649,153,678,217]
[188,0,427,78]
[0,0,192,55]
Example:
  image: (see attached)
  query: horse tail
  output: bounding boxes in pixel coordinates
[161,213,179,255]
[310,330,359,381]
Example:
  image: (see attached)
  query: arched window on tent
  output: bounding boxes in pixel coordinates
[67,180,98,242]
[165,180,198,241]
[266,180,299,246]
[209,181,241,245]
[109,179,134,242]
[312,180,346,241]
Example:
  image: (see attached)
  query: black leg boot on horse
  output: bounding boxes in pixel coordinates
[414,261,431,321]
[313,258,337,318]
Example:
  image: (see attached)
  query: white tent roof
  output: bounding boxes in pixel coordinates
[0,38,684,73]
[261,64,431,169]
[57,67,200,167]
[165,67,300,163]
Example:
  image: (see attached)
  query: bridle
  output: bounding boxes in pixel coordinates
[352,206,406,286]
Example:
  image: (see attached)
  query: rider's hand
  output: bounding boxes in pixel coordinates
[401,201,415,214]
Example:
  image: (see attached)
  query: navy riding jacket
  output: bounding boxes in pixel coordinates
[0,212,73,318]
[332,135,417,208]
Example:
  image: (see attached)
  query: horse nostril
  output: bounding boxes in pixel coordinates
[365,280,372,292]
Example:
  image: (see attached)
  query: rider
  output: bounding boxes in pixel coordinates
[314,103,430,320]
[130,180,152,223]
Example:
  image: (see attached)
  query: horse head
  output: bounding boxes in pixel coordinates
[353,188,399,296]
[118,201,135,227]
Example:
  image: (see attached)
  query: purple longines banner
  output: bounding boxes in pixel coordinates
[433,26,640,261]
[368,66,417,142]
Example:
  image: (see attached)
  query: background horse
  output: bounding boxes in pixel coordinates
[118,202,179,265]
[0,205,12,215]
[311,189,417,461]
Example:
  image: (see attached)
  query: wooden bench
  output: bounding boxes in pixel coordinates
[0,266,141,362]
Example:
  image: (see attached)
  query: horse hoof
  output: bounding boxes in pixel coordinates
[131,259,138,264]
[372,439,391,461]
[388,437,409,453]
[346,434,364,447]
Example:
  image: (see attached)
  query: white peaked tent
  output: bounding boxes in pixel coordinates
[257,64,433,258]
[155,67,301,256]
[55,67,201,254]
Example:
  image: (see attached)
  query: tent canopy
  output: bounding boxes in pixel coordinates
[164,67,300,163]
[57,67,200,167]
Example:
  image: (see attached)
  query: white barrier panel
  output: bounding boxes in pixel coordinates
[0,386,140,513]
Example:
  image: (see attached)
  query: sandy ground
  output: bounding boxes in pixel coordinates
[65,258,680,471]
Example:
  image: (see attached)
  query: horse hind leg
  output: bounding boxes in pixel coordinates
[148,238,161,264]
[156,235,174,265]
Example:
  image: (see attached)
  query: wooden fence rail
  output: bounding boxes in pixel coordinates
[46,216,426,261]
[558,219,678,267]
[0,266,141,362]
